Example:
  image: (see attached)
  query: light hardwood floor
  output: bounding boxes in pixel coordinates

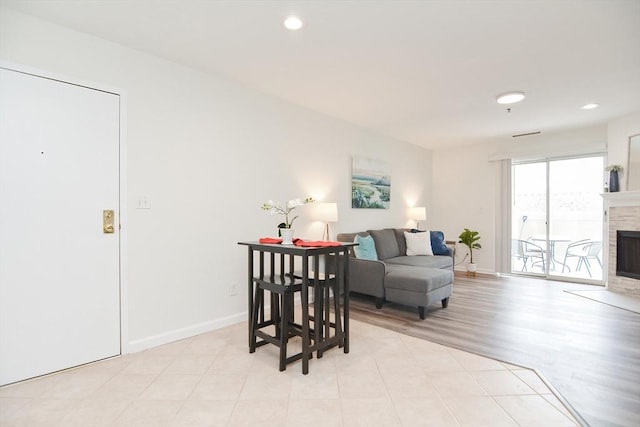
[348,273,640,427]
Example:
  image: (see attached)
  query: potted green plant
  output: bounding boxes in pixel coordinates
[458,228,481,275]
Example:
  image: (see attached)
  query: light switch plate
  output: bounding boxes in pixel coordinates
[136,195,151,209]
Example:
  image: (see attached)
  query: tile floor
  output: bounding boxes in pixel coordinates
[0,319,580,426]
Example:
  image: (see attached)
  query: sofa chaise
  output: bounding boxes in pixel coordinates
[337,228,454,319]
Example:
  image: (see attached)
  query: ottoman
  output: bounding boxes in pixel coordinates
[384,265,453,319]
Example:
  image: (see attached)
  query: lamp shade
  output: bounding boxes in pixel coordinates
[409,206,426,221]
[314,202,339,222]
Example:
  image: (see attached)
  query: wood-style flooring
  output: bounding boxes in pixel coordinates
[348,273,640,427]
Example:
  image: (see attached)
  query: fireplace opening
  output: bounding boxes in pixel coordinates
[616,230,640,280]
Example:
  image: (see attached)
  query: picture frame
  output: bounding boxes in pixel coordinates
[351,156,391,209]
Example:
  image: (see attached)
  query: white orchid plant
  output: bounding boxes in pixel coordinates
[261,197,315,229]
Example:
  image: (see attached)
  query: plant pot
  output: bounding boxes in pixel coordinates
[466,262,478,277]
[280,228,294,245]
[609,170,620,192]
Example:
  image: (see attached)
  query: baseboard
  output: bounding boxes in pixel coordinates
[453,266,497,277]
[126,311,247,354]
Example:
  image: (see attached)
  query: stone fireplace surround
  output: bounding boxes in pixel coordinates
[602,191,640,296]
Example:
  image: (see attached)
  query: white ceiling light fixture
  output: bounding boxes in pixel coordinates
[496,91,526,104]
[581,103,599,110]
[283,15,303,30]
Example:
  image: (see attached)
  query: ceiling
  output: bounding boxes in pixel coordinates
[2,0,639,150]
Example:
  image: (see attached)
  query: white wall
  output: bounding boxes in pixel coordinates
[430,143,497,272]
[607,112,640,191]
[431,125,613,274]
[0,8,432,351]
[488,125,608,162]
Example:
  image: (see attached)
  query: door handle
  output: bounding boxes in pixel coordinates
[103,210,115,234]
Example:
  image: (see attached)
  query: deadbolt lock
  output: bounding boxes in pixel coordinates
[103,210,115,234]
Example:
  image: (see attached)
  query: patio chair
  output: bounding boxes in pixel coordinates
[562,240,603,277]
[513,239,546,272]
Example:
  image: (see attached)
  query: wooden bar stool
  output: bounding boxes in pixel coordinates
[309,253,344,358]
[249,250,307,371]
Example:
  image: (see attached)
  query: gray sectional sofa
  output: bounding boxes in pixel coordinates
[337,228,455,319]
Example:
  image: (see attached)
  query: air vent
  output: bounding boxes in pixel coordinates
[512,131,541,138]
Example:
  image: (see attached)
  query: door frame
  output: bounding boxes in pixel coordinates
[0,60,130,355]
[508,154,606,285]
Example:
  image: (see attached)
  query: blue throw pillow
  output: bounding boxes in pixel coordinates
[430,231,450,255]
[353,234,378,260]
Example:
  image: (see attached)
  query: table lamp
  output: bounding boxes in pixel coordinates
[315,202,339,241]
[409,206,426,230]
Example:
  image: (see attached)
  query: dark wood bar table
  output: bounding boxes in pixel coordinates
[237,241,355,374]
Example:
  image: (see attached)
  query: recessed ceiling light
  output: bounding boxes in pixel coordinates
[284,16,303,30]
[581,103,599,110]
[496,91,526,104]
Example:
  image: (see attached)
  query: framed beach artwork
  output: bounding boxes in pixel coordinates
[352,156,391,209]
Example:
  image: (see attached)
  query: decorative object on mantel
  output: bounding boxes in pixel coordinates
[627,134,640,191]
[458,228,481,276]
[261,197,314,244]
[606,165,623,193]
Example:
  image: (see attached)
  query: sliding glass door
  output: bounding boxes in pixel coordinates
[511,156,604,283]
[512,163,547,276]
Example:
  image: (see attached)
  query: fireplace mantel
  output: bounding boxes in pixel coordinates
[601,190,640,207]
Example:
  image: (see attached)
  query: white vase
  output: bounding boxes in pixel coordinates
[280,228,294,245]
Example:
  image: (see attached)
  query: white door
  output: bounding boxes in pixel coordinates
[0,68,121,385]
